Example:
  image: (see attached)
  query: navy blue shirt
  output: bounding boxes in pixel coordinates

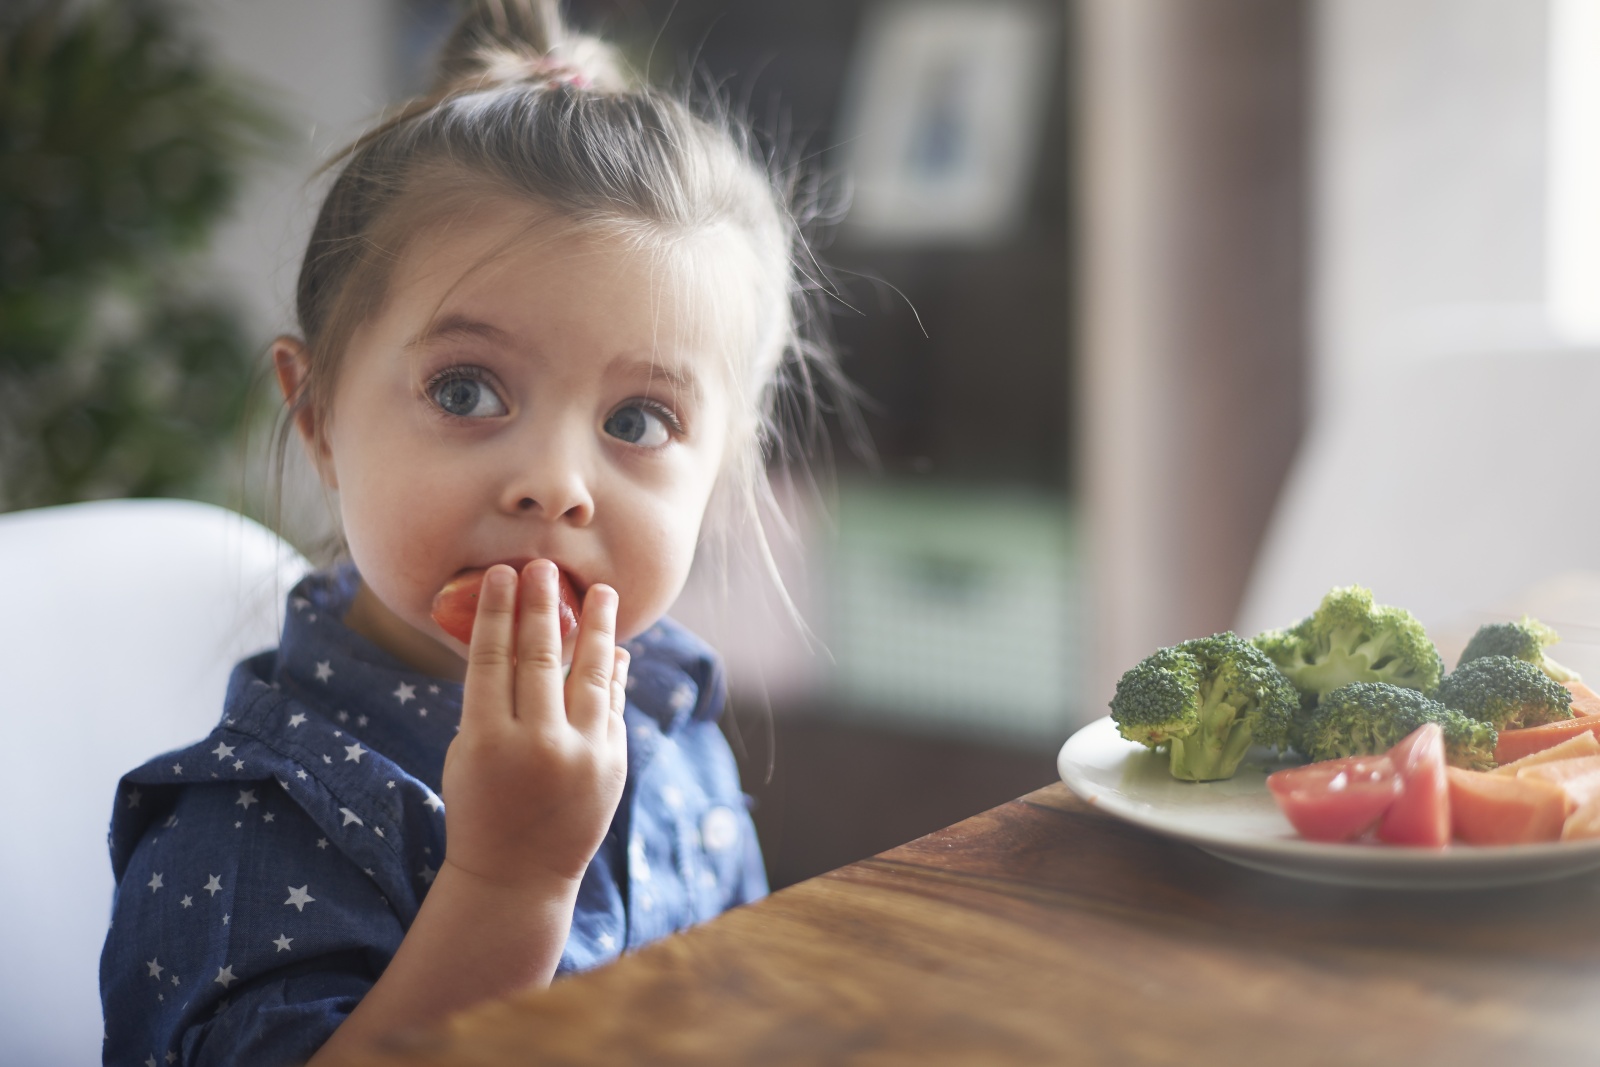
[100,565,766,1067]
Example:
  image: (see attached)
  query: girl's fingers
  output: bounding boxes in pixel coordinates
[610,647,630,718]
[513,560,567,727]
[565,583,618,736]
[460,564,519,732]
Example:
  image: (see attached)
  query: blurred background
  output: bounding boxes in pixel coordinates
[6,0,1600,892]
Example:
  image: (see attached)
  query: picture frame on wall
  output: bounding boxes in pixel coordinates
[836,0,1056,247]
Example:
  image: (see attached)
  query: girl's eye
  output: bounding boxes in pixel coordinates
[429,372,507,419]
[604,403,672,447]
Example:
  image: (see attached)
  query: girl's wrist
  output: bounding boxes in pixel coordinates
[436,856,583,908]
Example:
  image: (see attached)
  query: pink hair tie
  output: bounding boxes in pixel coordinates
[480,51,591,91]
[527,56,590,89]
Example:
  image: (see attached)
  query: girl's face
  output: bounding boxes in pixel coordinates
[280,202,735,680]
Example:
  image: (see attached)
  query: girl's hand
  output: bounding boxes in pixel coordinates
[440,561,629,891]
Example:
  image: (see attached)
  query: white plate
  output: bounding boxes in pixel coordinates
[1057,716,1600,889]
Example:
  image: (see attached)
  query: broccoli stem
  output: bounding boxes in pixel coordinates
[1293,637,1384,698]
[1167,683,1254,781]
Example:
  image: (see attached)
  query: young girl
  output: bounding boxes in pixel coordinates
[99,2,836,1062]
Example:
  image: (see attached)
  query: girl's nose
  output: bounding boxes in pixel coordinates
[500,449,595,525]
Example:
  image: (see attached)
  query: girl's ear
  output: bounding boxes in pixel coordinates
[271,336,338,489]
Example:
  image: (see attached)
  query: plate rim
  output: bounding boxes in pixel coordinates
[1057,716,1600,885]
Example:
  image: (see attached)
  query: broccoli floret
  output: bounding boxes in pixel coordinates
[1298,682,1498,770]
[1109,632,1298,781]
[1436,655,1573,731]
[1252,585,1444,707]
[1458,617,1581,684]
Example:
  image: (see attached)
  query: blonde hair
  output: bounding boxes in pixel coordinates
[277,0,849,606]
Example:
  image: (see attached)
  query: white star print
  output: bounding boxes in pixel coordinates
[235,789,257,810]
[292,596,309,611]
[232,759,245,771]
[146,1056,157,1067]
[386,780,396,789]
[315,660,333,682]
[333,730,342,738]
[418,864,436,884]
[427,684,440,695]
[204,875,222,897]
[211,741,235,761]
[598,932,615,950]
[127,788,141,809]
[213,965,236,989]
[167,1053,177,1064]
[170,975,179,987]
[171,763,183,775]
[316,837,329,849]
[322,754,332,764]
[222,914,230,926]
[296,769,308,780]
[285,885,315,911]
[630,836,651,882]
[374,827,385,839]
[262,812,275,823]
[424,793,445,813]
[234,821,242,829]
[357,714,369,727]
[146,958,163,979]
[288,713,307,728]
[180,895,193,908]
[336,709,348,723]
[147,872,163,892]
[273,934,293,952]
[339,807,364,827]
[418,706,428,717]
[343,742,367,763]
[393,682,416,705]
[162,813,178,828]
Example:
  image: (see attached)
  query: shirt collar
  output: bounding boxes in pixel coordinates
[274,563,464,791]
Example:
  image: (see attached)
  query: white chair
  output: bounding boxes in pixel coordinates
[0,499,309,1066]
[1236,347,1600,669]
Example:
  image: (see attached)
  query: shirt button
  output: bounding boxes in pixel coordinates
[701,807,739,853]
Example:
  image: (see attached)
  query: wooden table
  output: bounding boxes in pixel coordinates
[342,782,1600,1066]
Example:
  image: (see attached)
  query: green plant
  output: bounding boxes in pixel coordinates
[0,0,280,510]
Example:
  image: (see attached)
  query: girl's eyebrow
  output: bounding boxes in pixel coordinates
[405,314,510,348]
[611,358,703,401]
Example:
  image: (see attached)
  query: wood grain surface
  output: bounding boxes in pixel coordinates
[330,783,1600,1067]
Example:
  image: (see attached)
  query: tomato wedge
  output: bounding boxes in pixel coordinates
[430,567,580,646]
[1267,755,1403,842]
[1377,723,1450,848]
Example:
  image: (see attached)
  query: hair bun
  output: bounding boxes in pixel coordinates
[433,0,633,95]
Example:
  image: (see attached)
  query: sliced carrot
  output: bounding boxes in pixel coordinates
[1560,770,1600,812]
[1492,731,1600,775]
[1494,714,1600,765]
[1516,755,1600,787]
[1445,767,1566,845]
[1564,794,1600,840]
[1565,680,1600,717]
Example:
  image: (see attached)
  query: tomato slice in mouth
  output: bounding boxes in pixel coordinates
[430,566,580,646]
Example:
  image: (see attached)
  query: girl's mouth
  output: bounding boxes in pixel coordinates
[429,564,580,646]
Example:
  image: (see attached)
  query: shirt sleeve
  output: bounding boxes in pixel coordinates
[101,780,402,1067]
